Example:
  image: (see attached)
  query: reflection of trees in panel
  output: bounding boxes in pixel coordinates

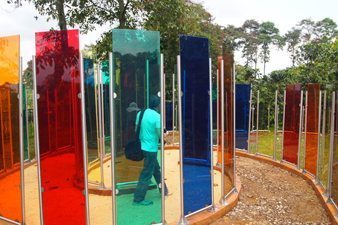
[331,92,338,206]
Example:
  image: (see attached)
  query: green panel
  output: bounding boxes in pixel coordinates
[23,83,29,160]
[112,29,162,225]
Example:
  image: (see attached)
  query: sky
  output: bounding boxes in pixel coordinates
[0,0,337,73]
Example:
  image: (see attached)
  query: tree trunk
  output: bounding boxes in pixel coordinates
[118,0,127,28]
[56,0,67,30]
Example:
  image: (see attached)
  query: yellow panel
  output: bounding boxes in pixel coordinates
[0,35,20,85]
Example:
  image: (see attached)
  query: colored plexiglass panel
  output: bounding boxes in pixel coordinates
[23,83,29,160]
[305,84,320,175]
[283,84,301,165]
[235,84,250,150]
[101,60,111,154]
[112,29,162,225]
[217,56,222,164]
[35,30,86,225]
[223,52,235,194]
[331,91,338,206]
[180,35,212,215]
[0,35,22,223]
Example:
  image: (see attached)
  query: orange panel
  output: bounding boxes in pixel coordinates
[0,35,22,223]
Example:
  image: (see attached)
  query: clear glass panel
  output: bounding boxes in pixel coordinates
[283,84,302,165]
[331,91,338,206]
[222,52,235,196]
[112,29,162,225]
[0,35,22,223]
[318,91,331,189]
[235,84,250,150]
[35,30,87,225]
[305,84,320,175]
[23,83,29,160]
[275,90,285,161]
[257,91,275,157]
[180,35,212,215]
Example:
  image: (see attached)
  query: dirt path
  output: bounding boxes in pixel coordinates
[212,156,331,225]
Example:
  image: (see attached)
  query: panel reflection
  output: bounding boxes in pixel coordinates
[331,91,338,206]
[35,29,87,225]
[0,35,22,223]
[112,29,162,225]
[283,84,301,165]
[180,35,212,215]
[305,84,320,175]
[235,84,250,150]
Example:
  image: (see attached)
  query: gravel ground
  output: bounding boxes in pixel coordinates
[212,156,331,225]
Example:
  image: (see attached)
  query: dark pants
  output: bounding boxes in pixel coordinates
[134,150,165,202]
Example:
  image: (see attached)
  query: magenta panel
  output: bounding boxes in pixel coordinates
[283,84,301,165]
[35,30,86,225]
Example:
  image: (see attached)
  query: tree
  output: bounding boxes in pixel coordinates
[284,28,301,66]
[258,21,284,76]
[240,20,260,69]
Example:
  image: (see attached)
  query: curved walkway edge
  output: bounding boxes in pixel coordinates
[236,150,338,225]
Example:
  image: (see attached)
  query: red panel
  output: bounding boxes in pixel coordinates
[305,84,320,175]
[35,30,86,225]
[283,84,301,164]
[0,35,22,223]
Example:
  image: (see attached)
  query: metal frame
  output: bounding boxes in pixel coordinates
[79,53,90,225]
[19,56,25,225]
[160,54,166,224]
[32,55,44,225]
[109,52,117,225]
[256,91,260,153]
[220,59,225,205]
[273,90,278,160]
[177,55,188,225]
[315,91,322,180]
[328,91,335,201]
[297,90,304,169]
[247,87,252,153]
[216,69,219,148]
[172,72,175,140]
[281,90,286,161]
[209,58,215,210]
[0,216,21,225]
[232,62,236,187]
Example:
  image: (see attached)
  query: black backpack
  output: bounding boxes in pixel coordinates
[125,109,146,161]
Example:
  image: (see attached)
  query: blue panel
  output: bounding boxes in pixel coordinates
[235,84,251,150]
[166,101,173,130]
[101,61,111,154]
[180,35,212,215]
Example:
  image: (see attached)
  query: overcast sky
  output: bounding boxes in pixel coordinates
[1,0,337,73]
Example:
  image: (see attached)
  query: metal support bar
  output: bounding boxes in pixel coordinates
[216,69,219,148]
[177,55,188,225]
[220,59,225,205]
[160,54,166,224]
[19,56,25,225]
[109,52,117,225]
[209,58,215,211]
[32,55,44,225]
[273,90,278,160]
[232,62,236,186]
[281,90,286,160]
[79,53,90,225]
[248,87,252,153]
[297,90,304,169]
[316,91,322,179]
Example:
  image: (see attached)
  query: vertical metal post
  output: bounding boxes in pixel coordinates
[109,52,117,225]
[281,90,286,161]
[256,91,260,153]
[328,92,335,199]
[316,91,322,180]
[248,87,252,153]
[297,90,304,169]
[232,62,236,187]
[177,55,187,224]
[19,56,25,225]
[146,59,150,108]
[209,58,215,210]
[273,90,278,160]
[32,55,44,225]
[97,63,105,188]
[304,91,308,170]
[79,53,90,225]
[216,69,219,148]
[172,73,175,140]
[160,54,166,224]
[220,59,225,205]
[100,64,106,159]
[322,91,327,187]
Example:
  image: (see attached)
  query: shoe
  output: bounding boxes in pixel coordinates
[133,200,153,206]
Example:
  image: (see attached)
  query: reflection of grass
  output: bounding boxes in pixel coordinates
[28,121,35,160]
[250,129,332,191]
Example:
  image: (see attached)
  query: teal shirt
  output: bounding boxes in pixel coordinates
[135,109,160,152]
